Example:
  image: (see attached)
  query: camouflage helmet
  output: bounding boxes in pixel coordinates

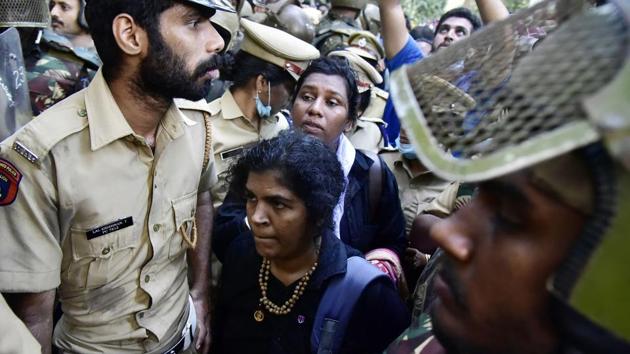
[391,0,630,349]
[358,3,380,35]
[0,0,50,28]
[331,0,369,11]
[263,0,316,43]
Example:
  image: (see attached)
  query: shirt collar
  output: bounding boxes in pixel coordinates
[220,90,247,120]
[85,69,185,150]
[335,134,356,179]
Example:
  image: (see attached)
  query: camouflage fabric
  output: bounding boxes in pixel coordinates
[384,312,440,354]
[24,30,99,115]
[409,250,443,319]
[313,14,358,55]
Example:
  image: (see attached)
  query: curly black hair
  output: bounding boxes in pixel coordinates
[227,130,345,232]
[292,56,361,123]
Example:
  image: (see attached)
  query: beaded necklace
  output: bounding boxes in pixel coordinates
[253,257,318,322]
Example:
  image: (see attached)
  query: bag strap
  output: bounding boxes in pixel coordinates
[202,112,213,172]
[360,150,384,220]
[311,256,388,354]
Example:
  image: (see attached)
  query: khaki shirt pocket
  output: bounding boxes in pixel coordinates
[67,226,137,289]
[170,191,198,260]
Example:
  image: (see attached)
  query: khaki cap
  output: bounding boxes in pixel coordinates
[328,50,382,92]
[347,30,385,61]
[240,18,320,80]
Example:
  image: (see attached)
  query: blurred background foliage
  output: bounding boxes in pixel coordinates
[402,0,531,26]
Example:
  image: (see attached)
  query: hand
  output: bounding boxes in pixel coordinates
[404,247,429,271]
[191,291,211,354]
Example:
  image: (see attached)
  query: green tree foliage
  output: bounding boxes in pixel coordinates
[402,0,530,27]
[401,0,445,26]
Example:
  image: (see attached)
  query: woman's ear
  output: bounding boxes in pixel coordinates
[255,74,268,94]
[344,118,355,133]
[112,14,148,58]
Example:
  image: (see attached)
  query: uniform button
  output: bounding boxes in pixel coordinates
[145,275,151,283]
[153,224,160,232]
[102,247,111,255]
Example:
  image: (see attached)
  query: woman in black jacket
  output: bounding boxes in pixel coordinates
[212,132,410,354]
[214,57,406,285]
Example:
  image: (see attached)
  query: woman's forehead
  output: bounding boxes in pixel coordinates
[300,73,348,98]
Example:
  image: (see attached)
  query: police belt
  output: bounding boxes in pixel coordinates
[162,296,197,354]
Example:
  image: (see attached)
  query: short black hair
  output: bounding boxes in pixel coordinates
[292,56,360,123]
[435,7,482,36]
[228,130,345,232]
[85,0,176,80]
[410,25,434,44]
[221,50,294,90]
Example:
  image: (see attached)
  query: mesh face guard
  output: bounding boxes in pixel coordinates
[0,0,50,28]
[391,0,630,346]
[391,0,630,183]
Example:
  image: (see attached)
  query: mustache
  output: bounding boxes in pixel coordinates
[51,17,63,26]
[191,53,227,80]
[437,257,468,311]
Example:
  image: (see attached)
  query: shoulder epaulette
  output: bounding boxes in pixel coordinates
[12,102,88,165]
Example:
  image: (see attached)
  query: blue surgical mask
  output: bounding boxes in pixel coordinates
[396,137,418,160]
[255,81,272,119]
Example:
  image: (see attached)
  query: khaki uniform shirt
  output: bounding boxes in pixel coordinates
[0,70,217,353]
[346,88,389,154]
[380,151,459,236]
[0,294,41,354]
[346,117,386,154]
[208,90,288,208]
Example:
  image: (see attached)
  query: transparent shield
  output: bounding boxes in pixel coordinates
[0,28,32,141]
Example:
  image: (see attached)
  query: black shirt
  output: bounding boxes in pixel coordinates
[212,229,410,354]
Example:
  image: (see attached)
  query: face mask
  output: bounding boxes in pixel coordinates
[396,137,418,160]
[255,80,272,119]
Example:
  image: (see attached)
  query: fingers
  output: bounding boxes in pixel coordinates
[195,319,212,354]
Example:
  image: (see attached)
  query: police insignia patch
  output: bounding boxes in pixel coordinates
[0,158,22,206]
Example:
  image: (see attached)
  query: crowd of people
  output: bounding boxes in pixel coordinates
[0,0,629,353]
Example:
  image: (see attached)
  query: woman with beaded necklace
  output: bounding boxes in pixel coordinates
[211,131,409,354]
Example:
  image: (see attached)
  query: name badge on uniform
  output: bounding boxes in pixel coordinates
[86,217,134,239]
[220,146,244,161]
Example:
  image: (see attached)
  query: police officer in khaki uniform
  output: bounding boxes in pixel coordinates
[330,49,389,153]
[0,0,233,353]
[380,144,460,237]
[209,18,319,209]
[346,30,386,71]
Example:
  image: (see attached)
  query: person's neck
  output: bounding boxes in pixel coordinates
[108,75,171,146]
[231,87,260,125]
[69,32,94,50]
[269,246,318,286]
[403,156,428,176]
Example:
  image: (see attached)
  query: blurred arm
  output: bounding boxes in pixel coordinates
[4,290,55,354]
[379,0,410,59]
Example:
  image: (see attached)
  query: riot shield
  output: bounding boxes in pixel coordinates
[0,27,32,141]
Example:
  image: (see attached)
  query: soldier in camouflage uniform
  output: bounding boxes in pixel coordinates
[385,0,630,352]
[313,0,366,55]
[24,28,100,115]
[0,0,50,140]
